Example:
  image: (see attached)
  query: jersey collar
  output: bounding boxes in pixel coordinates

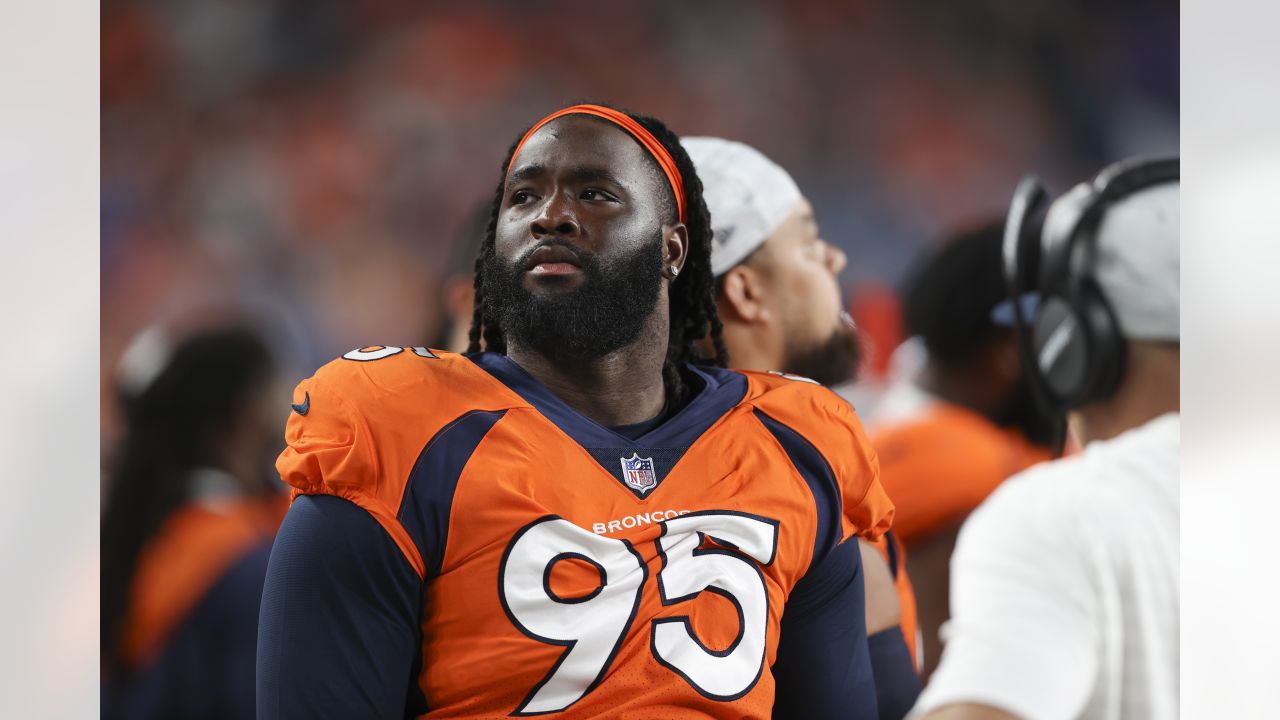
[468,352,747,450]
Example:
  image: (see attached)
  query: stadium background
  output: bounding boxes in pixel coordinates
[100,0,1177,450]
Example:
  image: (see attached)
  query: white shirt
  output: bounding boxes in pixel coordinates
[911,413,1179,720]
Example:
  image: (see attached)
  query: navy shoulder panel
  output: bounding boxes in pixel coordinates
[398,409,507,578]
[753,409,842,568]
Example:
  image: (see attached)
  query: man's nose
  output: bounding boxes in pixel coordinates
[824,240,847,274]
[530,192,580,238]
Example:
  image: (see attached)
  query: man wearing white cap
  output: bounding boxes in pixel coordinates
[911,157,1180,720]
[683,136,922,719]
[684,137,862,387]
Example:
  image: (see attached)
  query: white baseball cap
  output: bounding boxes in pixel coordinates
[681,137,803,277]
[1048,180,1180,341]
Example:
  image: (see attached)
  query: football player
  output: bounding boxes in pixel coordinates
[683,136,922,719]
[257,104,894,718]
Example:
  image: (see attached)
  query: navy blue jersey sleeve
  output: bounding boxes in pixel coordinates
[771,538,877,719]
[257,494,426,720]
[868,626,922,720]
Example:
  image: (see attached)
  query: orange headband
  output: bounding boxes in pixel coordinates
[508,104,687,223]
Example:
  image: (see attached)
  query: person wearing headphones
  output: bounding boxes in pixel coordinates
[910,157,1179,720]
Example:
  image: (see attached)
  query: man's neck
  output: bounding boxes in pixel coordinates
[1073,398,1177,446]
[716,319,784,375]
[1072,341,1179,445]
[505,311,671,427]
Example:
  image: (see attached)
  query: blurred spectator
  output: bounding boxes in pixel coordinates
[912,158,1178,720]
[684,135,922,719]
[866,221,1055,677]
[102,325,286,720]
[429,199,492,352]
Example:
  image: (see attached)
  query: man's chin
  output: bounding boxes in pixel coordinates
[784,327,862,387]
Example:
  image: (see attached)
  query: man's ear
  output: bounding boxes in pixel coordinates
[662,224,689,278]
[719,264,770,324]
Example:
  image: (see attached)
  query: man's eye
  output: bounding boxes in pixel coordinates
[511,190,535,204]
[582,189,614,201]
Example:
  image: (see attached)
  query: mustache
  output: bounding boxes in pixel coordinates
[516,239,593,271]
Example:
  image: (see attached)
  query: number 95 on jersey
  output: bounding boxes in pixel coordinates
[497,510,780,716]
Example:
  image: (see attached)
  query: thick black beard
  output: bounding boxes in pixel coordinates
[783,324,863,387]
[483,237,665,360]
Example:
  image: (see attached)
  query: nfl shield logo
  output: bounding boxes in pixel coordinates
[620,453,657,495]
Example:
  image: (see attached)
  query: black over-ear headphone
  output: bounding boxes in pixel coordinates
[1002,156,1178,411]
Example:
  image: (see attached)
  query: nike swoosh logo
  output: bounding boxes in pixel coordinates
[291,391,310,416]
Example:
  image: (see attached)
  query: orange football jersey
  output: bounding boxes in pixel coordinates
[870,403,1051,545]
[276,346,893,718]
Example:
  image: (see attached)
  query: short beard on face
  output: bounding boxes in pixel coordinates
[483,236,665,360]
[783,324,863,387]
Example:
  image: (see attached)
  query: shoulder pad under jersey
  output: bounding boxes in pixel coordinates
[274,347,521,575]
[738,369,895,543]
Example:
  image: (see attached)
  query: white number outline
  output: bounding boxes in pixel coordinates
[498,516,648,716]
[650,510,780,701]
[341,345,437,361]
[497,510,780,714]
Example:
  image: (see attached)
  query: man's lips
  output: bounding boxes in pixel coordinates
[529,262,581,276]
[525,244,583,276]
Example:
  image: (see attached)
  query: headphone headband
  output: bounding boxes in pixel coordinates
[1003,155,1179,435]
[1042,156,1179,295]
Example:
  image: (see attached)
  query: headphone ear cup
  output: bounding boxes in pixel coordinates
[1075,277,1127,404]
[1030,294,1089,406]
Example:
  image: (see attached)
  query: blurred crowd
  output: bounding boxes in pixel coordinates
[100,2,1178,718]
[101,0,1177,446]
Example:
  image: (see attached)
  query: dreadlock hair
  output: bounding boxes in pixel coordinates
[467,105,728,407]
[101,326,275,677]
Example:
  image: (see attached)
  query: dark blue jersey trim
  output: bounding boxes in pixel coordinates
[542,552,606,604]
[752,409,842,569]
[398,409,507,578]
[467,353,747,499]
[467,353,746,449]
